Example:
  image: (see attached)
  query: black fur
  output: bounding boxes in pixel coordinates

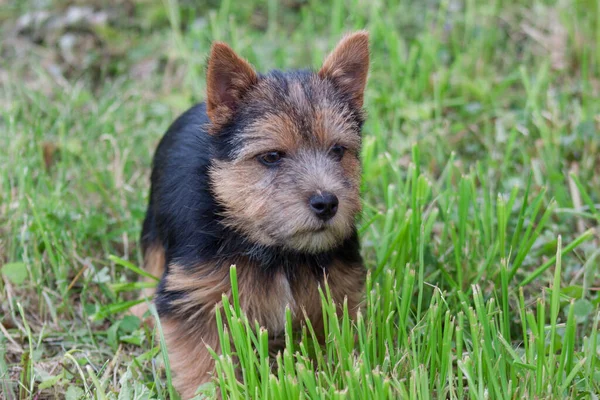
[142,71,364,317]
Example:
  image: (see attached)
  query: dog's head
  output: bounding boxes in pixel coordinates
[207,32,369,253]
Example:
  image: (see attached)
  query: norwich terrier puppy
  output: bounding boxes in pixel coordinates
[137,31,369,398]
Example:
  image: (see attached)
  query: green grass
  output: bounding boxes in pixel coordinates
[1,0,600,398]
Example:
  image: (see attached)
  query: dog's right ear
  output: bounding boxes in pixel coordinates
[206,43,258,126]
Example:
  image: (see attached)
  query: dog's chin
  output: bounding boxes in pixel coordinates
[284,226,349,253]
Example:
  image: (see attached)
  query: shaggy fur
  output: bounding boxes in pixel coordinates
[135,31,370,399]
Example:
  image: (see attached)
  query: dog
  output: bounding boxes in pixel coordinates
[135,31,369,398]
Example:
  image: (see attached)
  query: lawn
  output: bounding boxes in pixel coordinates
[1,0,599,398]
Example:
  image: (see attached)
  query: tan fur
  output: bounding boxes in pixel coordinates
[210,150,361,252]
[165,262,295,332]
[319,31,370,108]
[326,259,366,319]
[162,317,220,399]
[206,42,258,127]
[290,260,365,340]
[130,243,165,321]
[288,80,311,114]
[235,103,362,162]
[236,113,302,159]
[165,264,231,320]
[313,106,362,150]
[209,75,364,253]
[161,257,365,398]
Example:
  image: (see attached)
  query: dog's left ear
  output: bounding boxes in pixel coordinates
[319,31,370,109]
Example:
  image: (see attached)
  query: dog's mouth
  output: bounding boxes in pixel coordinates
[284,222,349,253]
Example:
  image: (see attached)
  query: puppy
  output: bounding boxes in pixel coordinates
[136,31,369,398]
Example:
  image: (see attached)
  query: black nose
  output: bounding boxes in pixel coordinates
[309,192,339,221]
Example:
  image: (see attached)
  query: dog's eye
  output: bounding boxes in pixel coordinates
[258,151,285,166]
[328,144,346,161]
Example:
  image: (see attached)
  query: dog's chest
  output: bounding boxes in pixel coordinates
[239,269,324,335]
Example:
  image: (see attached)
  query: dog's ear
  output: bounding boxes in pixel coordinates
[206,43,258,125]
[319,31,370,109]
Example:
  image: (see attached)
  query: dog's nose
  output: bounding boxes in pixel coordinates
[309,192,339,221]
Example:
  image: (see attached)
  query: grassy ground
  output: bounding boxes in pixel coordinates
[1,0,600,398]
